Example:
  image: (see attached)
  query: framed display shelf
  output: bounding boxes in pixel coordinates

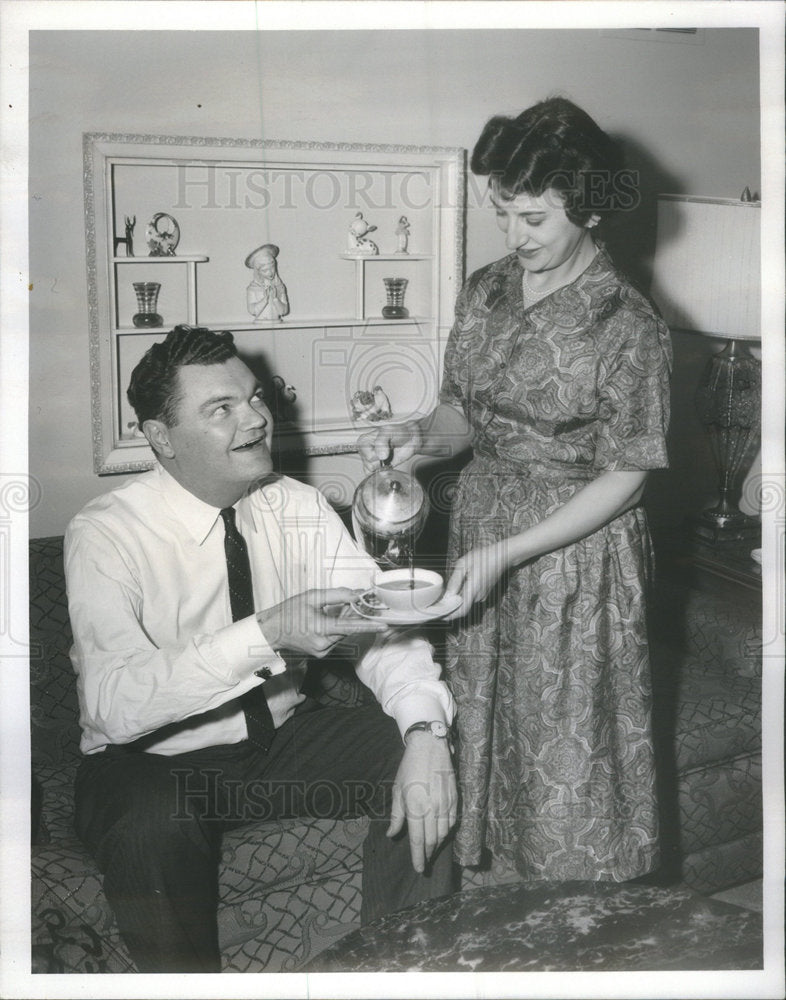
[113,255,209,263]
[84,133,465,474]
[113,317,432,335]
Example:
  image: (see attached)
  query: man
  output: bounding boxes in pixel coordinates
[65,325,457,972]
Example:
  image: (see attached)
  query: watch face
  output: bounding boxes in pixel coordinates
[429,722,449,738]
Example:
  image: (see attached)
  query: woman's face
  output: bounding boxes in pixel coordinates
[491,187,592,276]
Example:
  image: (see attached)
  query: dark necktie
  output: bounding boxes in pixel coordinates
[220,507,275,751]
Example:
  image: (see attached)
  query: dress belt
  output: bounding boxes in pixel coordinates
[470,446,597,484]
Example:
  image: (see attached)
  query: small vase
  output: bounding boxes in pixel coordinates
[382,277,409,319]
[132,281,163,328]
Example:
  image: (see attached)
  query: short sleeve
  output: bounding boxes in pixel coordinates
[594,308,672,472]
[439,277,474,410]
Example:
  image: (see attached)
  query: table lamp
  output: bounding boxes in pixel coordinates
[650,193,761,541]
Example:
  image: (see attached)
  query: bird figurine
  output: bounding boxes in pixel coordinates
[351,385,392,422]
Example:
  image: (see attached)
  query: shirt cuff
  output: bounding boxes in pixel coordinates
[208,615,286,683]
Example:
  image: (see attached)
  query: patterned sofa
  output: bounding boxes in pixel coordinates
[30,535,762,973]
[647,572,763,893]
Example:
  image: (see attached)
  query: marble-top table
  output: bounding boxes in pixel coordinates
[308,880,762,973]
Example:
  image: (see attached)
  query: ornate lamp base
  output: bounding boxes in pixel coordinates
[692,338,761,544]
[689,507,761,544]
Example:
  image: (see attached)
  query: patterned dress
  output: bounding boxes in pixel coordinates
[440,248,672,880]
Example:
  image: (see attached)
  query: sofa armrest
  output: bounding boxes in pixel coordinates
[301,660,376,709]
[649,583,761,680]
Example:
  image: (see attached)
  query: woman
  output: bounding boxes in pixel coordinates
[359,97,671,882]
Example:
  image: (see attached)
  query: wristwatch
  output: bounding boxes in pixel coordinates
[404,720,451,743]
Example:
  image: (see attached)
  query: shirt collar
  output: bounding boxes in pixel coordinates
[155,464,229,545]
[154,464,273,544]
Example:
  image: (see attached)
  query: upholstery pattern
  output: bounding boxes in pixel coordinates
[649,577,762,891]
[219,815,368,971]
[682,831,764,894]
[29,538,83,772]
[678,755,762,853]
[674,672,761,770]
[32,840,134,973]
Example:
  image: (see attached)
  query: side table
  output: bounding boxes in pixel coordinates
[654,523,762,600]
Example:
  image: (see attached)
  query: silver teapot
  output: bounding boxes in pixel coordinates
[351,463,430,567]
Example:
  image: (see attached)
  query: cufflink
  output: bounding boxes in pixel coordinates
[255,667,273,680]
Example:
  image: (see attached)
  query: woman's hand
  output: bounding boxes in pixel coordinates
[443,470,649,619]
[444,540,513,618]
[357,420,423,471]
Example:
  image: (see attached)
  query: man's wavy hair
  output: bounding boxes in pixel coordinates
[127,325,238,427]
[471,96,626,225]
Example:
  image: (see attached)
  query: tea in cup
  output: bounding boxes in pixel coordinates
[373,569,443,612]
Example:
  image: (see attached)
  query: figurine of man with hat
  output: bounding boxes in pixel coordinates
[245,243,290,322]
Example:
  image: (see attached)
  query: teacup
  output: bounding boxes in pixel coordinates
[373,568,443,612]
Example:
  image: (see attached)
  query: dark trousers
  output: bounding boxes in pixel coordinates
[75,701,456,972]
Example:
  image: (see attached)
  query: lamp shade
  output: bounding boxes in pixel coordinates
[650,195,760,340]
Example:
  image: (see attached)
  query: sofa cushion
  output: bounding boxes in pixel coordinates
[218,814,367,969]
[674,670,761,771]
[32,814,367,974]
[649,583,761,679]
[220,868,362,972]
[681,830,764,895]
[35,763,77,845]
[29,538,83,772]
[678,753,762,853]
[220,814,369,902]
[32,840,135,974]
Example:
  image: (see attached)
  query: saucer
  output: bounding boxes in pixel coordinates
[350,592,462,625]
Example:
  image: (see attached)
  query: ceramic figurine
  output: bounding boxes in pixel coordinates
[395,216,410,254]
[351,385,392,422]
[245,244,290,322]
[272,374,297,404]
[114,215,136,257]
[346,212,379,255]
[146,213,180,256]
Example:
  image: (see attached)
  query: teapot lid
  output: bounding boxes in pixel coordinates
[354,466,427,530]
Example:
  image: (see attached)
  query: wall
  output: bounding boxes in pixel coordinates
[28,28,761,537]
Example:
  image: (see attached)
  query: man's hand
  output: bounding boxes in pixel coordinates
[256,588,387,658]
[387,731,457,873]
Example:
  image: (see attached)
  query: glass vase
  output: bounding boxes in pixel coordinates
[382,277,409,319]
[132,281,163,328]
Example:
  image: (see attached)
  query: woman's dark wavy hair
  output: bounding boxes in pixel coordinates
[127,325,238,427]
[471,97,625,225]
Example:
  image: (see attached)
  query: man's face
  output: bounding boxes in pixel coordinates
[157,356,275,506]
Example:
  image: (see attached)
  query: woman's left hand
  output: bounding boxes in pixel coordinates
[444,541,513,618]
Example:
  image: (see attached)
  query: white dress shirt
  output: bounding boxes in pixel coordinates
[65,464,453,755]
